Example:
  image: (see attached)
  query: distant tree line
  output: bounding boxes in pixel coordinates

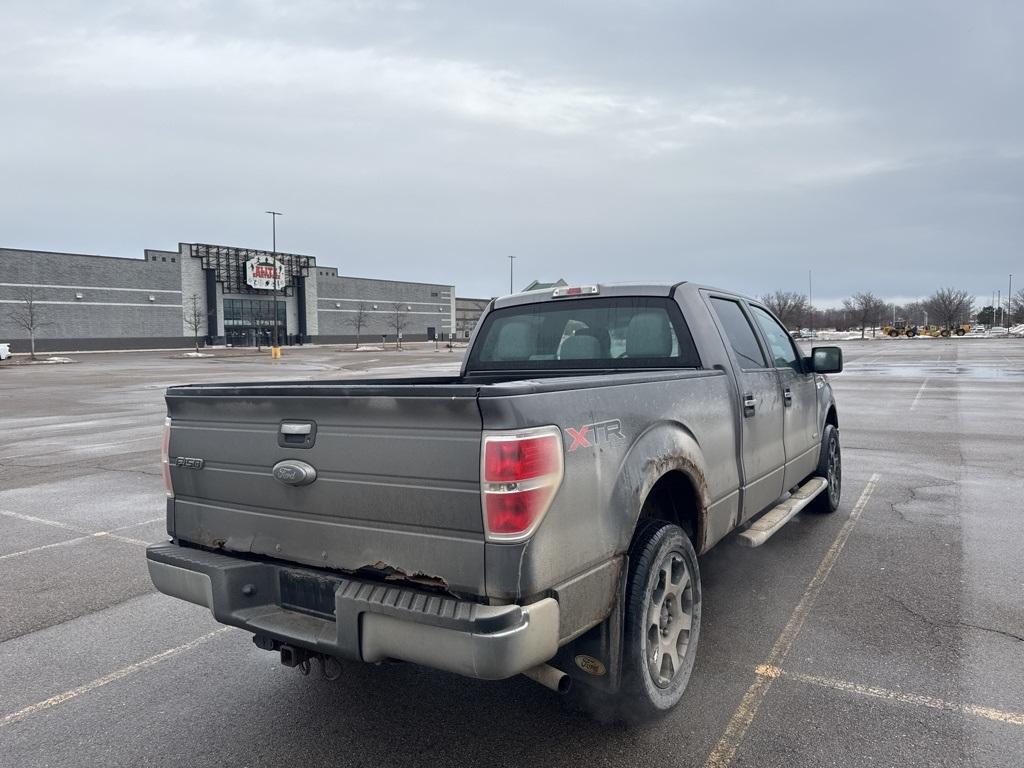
[758,287,1021,336]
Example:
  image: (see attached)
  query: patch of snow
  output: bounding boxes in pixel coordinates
[28,356,76,364]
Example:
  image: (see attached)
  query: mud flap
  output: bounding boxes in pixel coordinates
[552,557,627,693]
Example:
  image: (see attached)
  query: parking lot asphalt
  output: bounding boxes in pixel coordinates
[1,339,1022,767]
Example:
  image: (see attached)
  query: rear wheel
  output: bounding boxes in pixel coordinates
[808,424,841,514]
[956,328,965,336]
[906,330,916,338]
[941,329,951,337]
[617,519,701,721]
[888,330,899,338]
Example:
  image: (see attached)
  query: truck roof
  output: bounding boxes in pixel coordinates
[491,281,746,309]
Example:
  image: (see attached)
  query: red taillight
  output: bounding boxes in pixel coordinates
[485,488,551,536]
[484,436,561,483]
[161,417,173,498]
[481,427,563,542]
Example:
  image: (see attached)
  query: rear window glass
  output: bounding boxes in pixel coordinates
[466,296,700,371]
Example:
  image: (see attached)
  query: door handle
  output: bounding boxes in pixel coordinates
[783,387,793,406]
[743,394,756,418]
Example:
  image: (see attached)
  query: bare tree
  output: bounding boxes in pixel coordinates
[343,302,370,348]
[390,302,410,349]
[1011,288,1024,325]
[5,287,50,359]
[183,294,206,352]
[842,291,886,339]
[759,291,809,329]
[899,300,925,327]
[923,288,974,329]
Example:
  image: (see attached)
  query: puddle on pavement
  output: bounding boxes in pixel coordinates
[848,364,1024,379]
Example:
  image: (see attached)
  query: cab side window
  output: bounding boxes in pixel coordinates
[710,298,767,370]
[750,306,802,373]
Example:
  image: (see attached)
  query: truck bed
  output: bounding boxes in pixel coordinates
[166,368,727,599]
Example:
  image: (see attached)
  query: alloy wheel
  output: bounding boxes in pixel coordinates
[827,434,841,507]
[645,551,695,688]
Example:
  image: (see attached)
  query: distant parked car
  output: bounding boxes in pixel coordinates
[0,343,11,361]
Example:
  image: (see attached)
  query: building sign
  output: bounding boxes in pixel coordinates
[245,256,285,291]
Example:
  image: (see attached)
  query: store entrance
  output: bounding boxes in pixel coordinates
[225,326,274,348]
[223,297,286,347]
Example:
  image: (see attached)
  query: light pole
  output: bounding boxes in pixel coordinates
[1009,274,1014,328]
[508,255,517,295]
[266,210,283,349]
[808,269,813,334]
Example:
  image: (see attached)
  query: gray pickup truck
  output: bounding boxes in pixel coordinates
[148,282,843,719]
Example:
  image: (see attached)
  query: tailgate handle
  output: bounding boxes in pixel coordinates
[278,421,317,448]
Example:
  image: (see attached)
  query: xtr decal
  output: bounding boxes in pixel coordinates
[565,419,625,452]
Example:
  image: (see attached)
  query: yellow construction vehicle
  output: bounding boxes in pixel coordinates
[918,324,971,338]
[884,321,971,338]
[883,320,919,337]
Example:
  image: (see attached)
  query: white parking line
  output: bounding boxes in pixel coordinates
[0,509,77,531]
[0,434,156,462]
[757,665,1024,727]
[911,378,929,410]
[107,517,164,532]
[0,531,153,561]
[704,473,880,768]
[0,628,232,728]
[0,535,94,561]
[0,512,160,559]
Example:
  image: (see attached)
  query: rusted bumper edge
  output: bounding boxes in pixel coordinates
[146,542,559,680]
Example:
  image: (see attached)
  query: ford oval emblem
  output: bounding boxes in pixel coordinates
[272,459,317,487]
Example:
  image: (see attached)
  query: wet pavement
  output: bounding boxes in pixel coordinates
[1,339,1022,767]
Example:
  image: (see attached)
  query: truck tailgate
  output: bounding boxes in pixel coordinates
[166,382,485,594]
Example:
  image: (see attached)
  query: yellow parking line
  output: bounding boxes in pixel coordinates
[704,473,880,768]
[0,628,232,728]
[757,665,1024,727]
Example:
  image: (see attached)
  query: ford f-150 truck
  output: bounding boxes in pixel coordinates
[147,282,843,719]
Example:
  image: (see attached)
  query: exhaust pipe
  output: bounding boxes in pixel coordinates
[522,663,572,694]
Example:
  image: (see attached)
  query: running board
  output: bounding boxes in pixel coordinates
[737,476,829,548]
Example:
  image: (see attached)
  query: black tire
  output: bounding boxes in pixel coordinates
[956,329,965,336]
[940,329,951,338]
[888,330,899,338]
[906,330,916,338]
[616,519,701,721]
[808,424,842,513]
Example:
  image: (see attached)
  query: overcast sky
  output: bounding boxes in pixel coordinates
[2,1,1021,304]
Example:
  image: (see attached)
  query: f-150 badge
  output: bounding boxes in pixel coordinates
[565,419,624,452]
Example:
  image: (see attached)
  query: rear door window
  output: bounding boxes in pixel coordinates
[466,296,700,372]
[709,298,768,370]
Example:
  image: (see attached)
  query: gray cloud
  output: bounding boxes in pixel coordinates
[1,0,1021,302]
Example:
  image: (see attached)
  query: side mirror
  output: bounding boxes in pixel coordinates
[808,346,843,374]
